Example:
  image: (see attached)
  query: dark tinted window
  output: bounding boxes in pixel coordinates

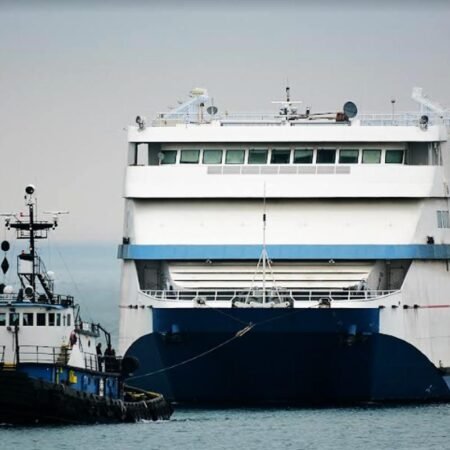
[270,150,291,164]
[37,313,46,326]
[23,313,34,326]
[160,150,177,164]
[339,149,359,164]
[385,150,404,164]
[293,149,313,164]
[316,149,336,164]
[9,313,19,326]
[248,150,268,164]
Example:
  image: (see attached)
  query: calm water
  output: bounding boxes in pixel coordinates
[1,405,450,449]
[1,245,450,447]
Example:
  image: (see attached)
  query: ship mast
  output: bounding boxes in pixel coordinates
[3,185,67,302]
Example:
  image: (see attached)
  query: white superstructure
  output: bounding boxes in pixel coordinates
[118,88,450,402]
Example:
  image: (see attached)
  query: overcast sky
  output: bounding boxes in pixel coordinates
[1,1,449,242]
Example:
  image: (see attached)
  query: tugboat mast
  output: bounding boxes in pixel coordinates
[4,185,67,302]
[28,190,36,297]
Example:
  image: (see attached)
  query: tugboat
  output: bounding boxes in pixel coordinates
[0,185,172,424]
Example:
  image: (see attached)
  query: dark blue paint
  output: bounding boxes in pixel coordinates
[125,308,450,404]
[118,244,450,260]
[17,364,120,398]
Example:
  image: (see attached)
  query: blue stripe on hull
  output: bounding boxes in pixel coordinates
[124,308,450,404]
[118,244,450,260]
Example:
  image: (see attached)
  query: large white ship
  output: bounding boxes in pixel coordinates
[118,87,450,404]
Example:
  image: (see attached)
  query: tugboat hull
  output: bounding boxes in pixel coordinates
[0,370,172,425]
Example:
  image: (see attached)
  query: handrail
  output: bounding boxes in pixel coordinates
[149,111,450,128]
[141,289,399,302]
[0,293,74,306]
[18,345,71,365]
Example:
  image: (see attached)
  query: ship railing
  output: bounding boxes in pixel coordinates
[18,345,71,365]
[150,111,450,127]
[0,293,74,306]
[141,289,399,302]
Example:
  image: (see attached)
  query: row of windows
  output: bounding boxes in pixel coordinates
[0,311,72,327]
[160,148,404,165]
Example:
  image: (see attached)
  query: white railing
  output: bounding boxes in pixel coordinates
[141,289,399,302]
[150,111,450,128]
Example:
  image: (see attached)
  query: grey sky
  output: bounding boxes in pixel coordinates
[1,1,449,242]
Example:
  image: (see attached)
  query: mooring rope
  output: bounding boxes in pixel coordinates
[126,323,255,381]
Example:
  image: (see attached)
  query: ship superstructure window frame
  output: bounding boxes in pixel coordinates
[9,312,19,326]
[225,149,245,164]
[36,313,46,327]
[23,312,34,326]
[160,150,177,165]
[248,149,268,164]
[437,210,450,229]
[362,149,382,164]
[339,149,359,164]
[385,149,404,164]
[270,149,291,164]
[293,149,314,164]
[156,143,411,166]
[203,149,223,164]
[0,313,5,326]
[180,149,200,164]
[316,149,336,164]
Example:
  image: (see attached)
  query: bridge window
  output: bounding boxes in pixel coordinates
[0,313,5,326]
[437,210,450,229]
[180,150,200,164]
[67,314,71,327]
[385,150,404,164]
[48,313,55,326]
[362,149,381,164]
[203,149,223,164]
[37,313,46,326]
[317,149,336,164]
[248,149,268,164]
[56,313,61,326]
[339,149,359,164]
[160,150,177,165]
[9,313,19,326]
[23,313,34,326]
[271,149,291,164]
[293,149,313,164]
[225,150,245,164]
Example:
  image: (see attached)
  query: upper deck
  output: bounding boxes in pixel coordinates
[125,89,450,200]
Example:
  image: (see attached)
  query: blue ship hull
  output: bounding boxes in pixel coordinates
[124,308,450,404]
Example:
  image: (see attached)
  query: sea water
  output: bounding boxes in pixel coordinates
[1,405,450,450]
[1,244,449,449]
